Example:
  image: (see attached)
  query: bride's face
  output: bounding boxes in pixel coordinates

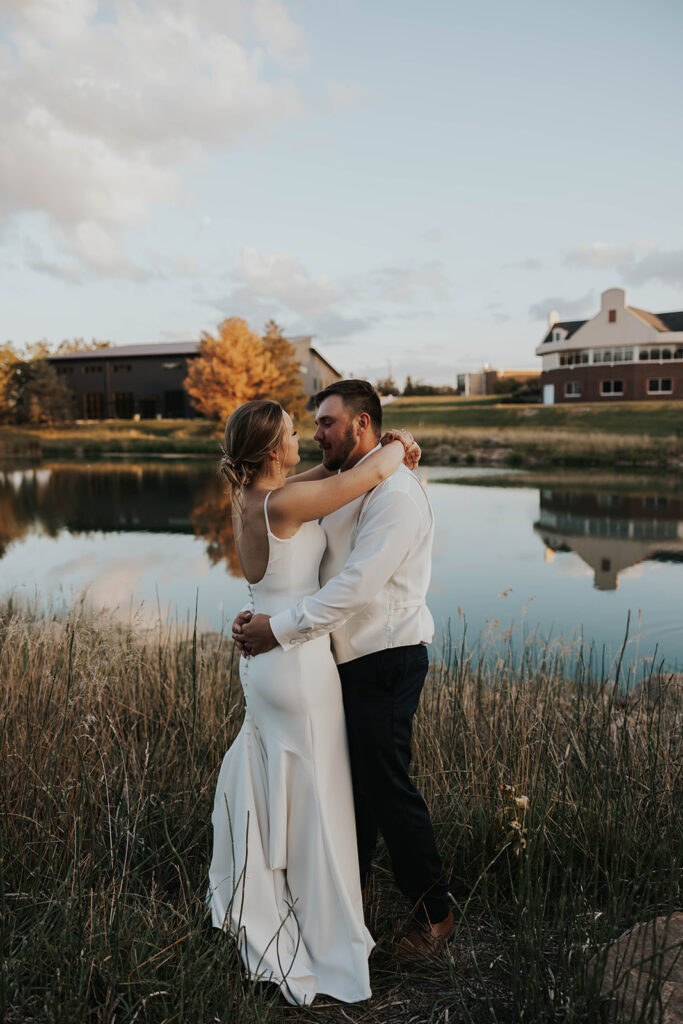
[279,410,300,472]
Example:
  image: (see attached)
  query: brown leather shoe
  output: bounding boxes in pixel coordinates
[396,909,455,960]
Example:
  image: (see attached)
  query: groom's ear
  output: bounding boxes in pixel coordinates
[355,411,371,433]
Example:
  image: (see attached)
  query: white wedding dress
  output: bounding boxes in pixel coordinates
[208,493,373,1005]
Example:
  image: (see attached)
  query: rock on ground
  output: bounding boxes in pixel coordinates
[596,913,683,1023]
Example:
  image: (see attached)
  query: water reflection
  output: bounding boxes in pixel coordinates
[535,489,683,590]
[2,461,683,668]
[189,484,241,575]
[0,461,242,575]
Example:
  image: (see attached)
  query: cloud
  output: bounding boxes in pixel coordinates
[213,246,450,344]
[311,310,380,343]
[325,81,370,111]
[528,290,595,321]
[233,245,336,318]
[565,242,635,269]
[249,0,307,69]
[504,257,542,270]
[370,262,450,304]
[28,258,83,284]
[0,0,307,277]
[421,227,443,244]
[621,249,683,289]
[562,240,683,290]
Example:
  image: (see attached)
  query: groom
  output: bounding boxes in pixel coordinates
[233,379,453,955]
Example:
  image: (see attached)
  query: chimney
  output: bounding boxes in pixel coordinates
[548,310,560,329]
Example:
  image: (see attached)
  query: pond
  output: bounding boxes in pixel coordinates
[1,459,682,677]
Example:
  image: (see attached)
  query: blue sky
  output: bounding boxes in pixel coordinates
[2,0,683,385]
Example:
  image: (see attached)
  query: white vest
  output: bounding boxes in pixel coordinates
[269,461,435,665]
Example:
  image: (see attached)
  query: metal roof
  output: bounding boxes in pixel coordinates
[47,335,317,362]
[539,320,587,346]
[48,341,199,361]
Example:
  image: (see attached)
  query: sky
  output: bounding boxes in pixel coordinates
[2,0,683,387]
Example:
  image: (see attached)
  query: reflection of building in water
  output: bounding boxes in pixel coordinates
[0,464,242,577]
[534,489,683,590]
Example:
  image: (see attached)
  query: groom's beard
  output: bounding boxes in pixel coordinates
[319,424,357,471]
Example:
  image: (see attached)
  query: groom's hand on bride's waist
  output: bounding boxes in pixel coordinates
[233,612,278,657]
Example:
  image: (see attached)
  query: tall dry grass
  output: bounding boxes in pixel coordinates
[1,602,681,1023]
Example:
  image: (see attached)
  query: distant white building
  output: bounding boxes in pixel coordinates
[289,337,343,399]
[457,367,540,396]
[536,287,683,404]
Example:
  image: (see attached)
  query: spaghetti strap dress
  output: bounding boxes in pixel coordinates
[208,492,373,1005]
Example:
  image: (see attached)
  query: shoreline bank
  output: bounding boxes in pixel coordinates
[2,432,682,470]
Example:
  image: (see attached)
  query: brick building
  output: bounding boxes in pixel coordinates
[48,337,341,420]
[535,288,683,404]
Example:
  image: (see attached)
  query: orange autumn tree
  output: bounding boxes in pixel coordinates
[262,320,308,421]
[184,318,285,421]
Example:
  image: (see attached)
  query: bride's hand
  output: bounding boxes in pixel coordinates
[380,429,421,470]
[232,610,252,654]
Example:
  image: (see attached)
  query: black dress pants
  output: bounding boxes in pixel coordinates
[338,644,450,923]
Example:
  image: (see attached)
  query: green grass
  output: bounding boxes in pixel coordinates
[1,602,681,1022]
[2,398,683,466]
[382,396,683,436]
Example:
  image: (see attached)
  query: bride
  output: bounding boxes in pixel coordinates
[207,398,417,1006]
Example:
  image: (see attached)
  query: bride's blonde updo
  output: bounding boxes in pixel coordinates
[220,399,287,496]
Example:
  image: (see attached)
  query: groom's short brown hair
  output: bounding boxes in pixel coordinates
[314,379,382,436]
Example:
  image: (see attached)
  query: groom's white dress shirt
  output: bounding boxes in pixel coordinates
[269,449,435,665]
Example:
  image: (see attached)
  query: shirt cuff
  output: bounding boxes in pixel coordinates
[269,608,304,653]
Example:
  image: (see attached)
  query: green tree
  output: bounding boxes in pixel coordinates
[262,320,308,420]
[6,360,74,425]
[493,376,520,395]
[375,376,398,395]
[0,342,19,423]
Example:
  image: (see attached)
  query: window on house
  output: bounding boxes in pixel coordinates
[647,378,673,394]
[608,310,616,322]
[613,348,623,362]
[82,364,103,374]
[650,348,661,360]
[601,380,624,395]
[675,347,683,359]
[84,392,104,417]
[562,350,588,366]
[114,392,135,418]
[661,348,672,360]
[164,390,186,417]
[639,350,649,361]
[554,330,563,341]
[113,363,132,372]
[162,362,183,370]
[565,381,581,397]
[624,348,633,361]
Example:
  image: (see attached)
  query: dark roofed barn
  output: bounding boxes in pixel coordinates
[48,337,342,420]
